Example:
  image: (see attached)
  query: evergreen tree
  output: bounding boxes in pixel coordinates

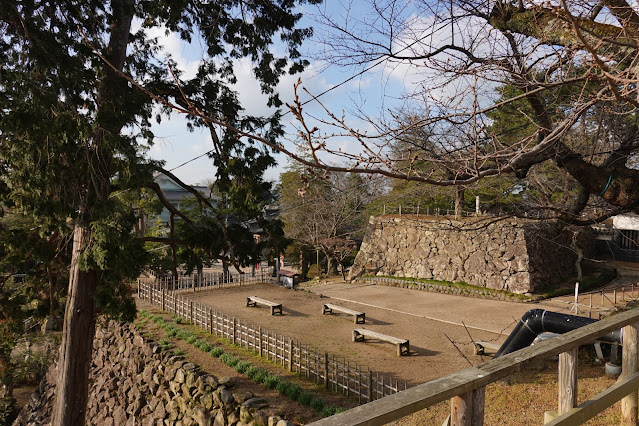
[0,1,318,424]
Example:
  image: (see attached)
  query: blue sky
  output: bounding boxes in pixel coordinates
[144,1,416,186]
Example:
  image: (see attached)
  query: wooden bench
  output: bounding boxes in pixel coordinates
[246,296,282,315]
[353,328,409,356]
[473,341,501,356]
[322,303,365,324]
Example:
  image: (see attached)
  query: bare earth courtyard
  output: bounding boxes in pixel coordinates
[180,281,561,386]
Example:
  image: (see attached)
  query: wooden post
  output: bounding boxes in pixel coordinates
[324,352,329,389]
[367,369,373,402]
[623,286,626,301]
[615,289,617,305]
[258,326,263,357]
[289,340,294,372]
[189,301,193,323]
[472,387,485,425]
[622,322,639,425]
[209,308,213,334]
[450,392,472,426]
[558,348,578,415]
[232,317,236,345]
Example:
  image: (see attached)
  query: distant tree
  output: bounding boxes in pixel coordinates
[279,165,375,276]
[0,1,317,424]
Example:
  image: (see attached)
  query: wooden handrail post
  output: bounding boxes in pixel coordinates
[622,322,639,425]
[472,387,485,425]
[451,392,472,426]
[558,348,578,415]
[450,387,485,426]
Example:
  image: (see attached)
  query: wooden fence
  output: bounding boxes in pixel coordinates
[310,307,639,425]
[143,268,275,292]
[137,281,407,403]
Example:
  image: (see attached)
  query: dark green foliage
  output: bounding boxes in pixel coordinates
[252,368,269,384]
[322,405,337,417]
[245,365,262,379]
[298,391,313,406]
[219,353,239,367]
[0,397,17,426]
[276,380,291,395]
[234,360,251,373]
[263,374,281,389]
[310,397,325,413]
[285,383,302,401]
[209,347,224,358]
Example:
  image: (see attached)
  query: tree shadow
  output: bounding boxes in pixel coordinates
[361,317,392,326]
[281,308,309,317]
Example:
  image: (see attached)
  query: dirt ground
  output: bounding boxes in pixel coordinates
[175,281,563,386]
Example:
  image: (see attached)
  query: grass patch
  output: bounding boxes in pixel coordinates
[366,275,530,300]
[298,391,313,406]
[310,397,325,413]
[234,360,251,374]
[209,347,224,358]
[263,374,281,389]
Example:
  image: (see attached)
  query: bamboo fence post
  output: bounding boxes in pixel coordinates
[324,352,329,389]
[232,317,236,345]
[189,301,193,324]
[558,348,578,415]
[367,369,373,402]
[347,360,350,398]
[289,340,294,372]
[621,322,639,425]
[258,326,263,357]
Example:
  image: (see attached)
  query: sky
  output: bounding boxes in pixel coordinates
[144,0,420,186]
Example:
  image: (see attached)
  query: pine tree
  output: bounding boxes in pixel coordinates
[0,1,318,424]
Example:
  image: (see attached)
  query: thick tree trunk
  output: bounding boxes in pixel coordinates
[51,223,98,426]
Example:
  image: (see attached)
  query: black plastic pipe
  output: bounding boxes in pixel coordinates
[494,309,623,358]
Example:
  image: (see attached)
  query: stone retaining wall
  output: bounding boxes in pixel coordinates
[14,321,287,426]
[349,216,579,293]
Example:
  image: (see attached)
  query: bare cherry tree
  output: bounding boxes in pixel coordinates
[281,0,639,224]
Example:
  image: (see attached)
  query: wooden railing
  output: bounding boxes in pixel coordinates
[310,308,639,425]
[137,280,407,403]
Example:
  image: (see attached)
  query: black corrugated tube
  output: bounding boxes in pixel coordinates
[494,309,623,358]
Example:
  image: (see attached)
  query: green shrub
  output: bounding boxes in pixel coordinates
[174,348,184,356]
[322,405,337,417]
[310,397,325,413]
[185,335,197,345]
[253,369,269,384]
[246,365,261,379]
[209,347,224,357]
[194,339,206,349]
[175,317,184,324]
[166,328,178,338]
[263,374,281,389]
[298,391,313,406]
[286,384,302,401]
[219,353,239,367]
[307,264,320,278]
[234,360,251,374]
[0,397,17,426]
[276,380,291,395]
